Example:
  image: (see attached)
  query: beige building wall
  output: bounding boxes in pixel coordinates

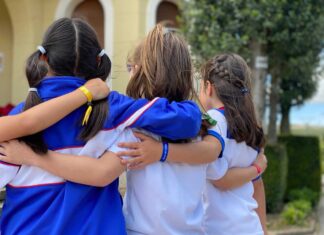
[1,0,179,105]
[0,0,13,106]
[110,0,145,91]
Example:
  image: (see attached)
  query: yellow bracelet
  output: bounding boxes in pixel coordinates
[79,86,93,126]
[79,86,93,102]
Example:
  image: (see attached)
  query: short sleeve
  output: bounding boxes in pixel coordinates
[0,162,19,188]
[1,104,23,187]
[107,92,201,140]
[206,157,229,180]
[206,109,227,158]
[8,102,24,116]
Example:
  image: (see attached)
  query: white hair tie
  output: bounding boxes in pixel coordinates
[37,46,46,55]
[28,88,38,93]
[98,49,105,57]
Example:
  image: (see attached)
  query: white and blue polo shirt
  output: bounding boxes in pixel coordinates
[203,108,263,235]
[0,76,201,235]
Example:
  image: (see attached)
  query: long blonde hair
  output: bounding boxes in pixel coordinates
[126,24,195,102]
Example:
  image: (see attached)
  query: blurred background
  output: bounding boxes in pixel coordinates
[0,0,182,106]
[0,0,323,234]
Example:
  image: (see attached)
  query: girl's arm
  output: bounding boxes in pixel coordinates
[253,178,268,235]
[36,151,125,187]
[0,140,124,187]
[116,132,222,169]
[109,92,202,140]
[0,78,109,142]
[211,152,267,190]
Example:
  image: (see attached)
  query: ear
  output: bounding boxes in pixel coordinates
[206,81,213,96]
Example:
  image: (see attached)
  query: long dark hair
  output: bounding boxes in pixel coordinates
[201,53,265,149]
[21,18,111,153]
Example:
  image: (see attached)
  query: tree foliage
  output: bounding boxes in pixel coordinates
[181,0,324,138]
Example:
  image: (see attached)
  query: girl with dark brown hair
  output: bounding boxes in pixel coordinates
[199,53,267,235]
[0,19,202,235]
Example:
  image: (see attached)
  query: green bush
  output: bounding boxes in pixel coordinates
[281,200,312,225]
[263,144,288,213]
[321,139,324,174]
[279,136,321,204]
[287,188,319,207]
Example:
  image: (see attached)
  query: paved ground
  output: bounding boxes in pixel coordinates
[317,176,324,235]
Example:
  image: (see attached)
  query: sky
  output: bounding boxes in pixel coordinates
[290,78,324,126]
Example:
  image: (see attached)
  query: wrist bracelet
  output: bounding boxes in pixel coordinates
[79,86,93,126]
[160,141,169,162]
[252,163,262,175]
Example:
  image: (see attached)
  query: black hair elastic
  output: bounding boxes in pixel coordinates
[241,87,249,95]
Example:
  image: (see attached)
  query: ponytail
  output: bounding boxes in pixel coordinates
[79,53,111,141]
[19,50,49,154]
[19,18,113,150]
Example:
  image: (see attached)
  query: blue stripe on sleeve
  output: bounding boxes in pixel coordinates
[207,130,225,158]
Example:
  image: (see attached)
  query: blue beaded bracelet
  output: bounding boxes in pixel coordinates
[160,141,169,162]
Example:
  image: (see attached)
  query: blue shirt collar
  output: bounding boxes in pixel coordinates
[37,76,86,100]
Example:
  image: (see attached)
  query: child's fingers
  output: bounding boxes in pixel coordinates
[0,156,6,162]
[128,162,146,170]
[120,159,128,165]
[118,142,139,149]
[121,157,143,166]
[116,150,141,158]
[0,145,6,156]
[263,155,268,164]
[0,142,9,148]
[0,154,7,162]
[133,132,152,141]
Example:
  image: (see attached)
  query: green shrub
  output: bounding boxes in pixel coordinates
[263,144,288,213]
[281,200,312,225]
[321,139,324,174]
[287,188,319,207]
[279,136,321,204]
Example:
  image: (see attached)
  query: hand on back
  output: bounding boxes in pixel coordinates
[116,132,162,170]
[0,140,39,166]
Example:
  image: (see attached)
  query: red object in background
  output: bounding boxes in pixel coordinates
[0,104,15,116]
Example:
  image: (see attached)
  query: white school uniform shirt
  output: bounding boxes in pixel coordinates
[203,108,264,235]
[122,130,206,235]
[122,123,225,234]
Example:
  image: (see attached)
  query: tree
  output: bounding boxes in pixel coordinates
[279,52,322,134]
[266,0,324,141]
[180,0,324,143]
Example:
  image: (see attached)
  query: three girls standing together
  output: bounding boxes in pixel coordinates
[0,18,267,235]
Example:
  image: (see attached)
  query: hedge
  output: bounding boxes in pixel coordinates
[263,144,288,213]
[279,136,321,204]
